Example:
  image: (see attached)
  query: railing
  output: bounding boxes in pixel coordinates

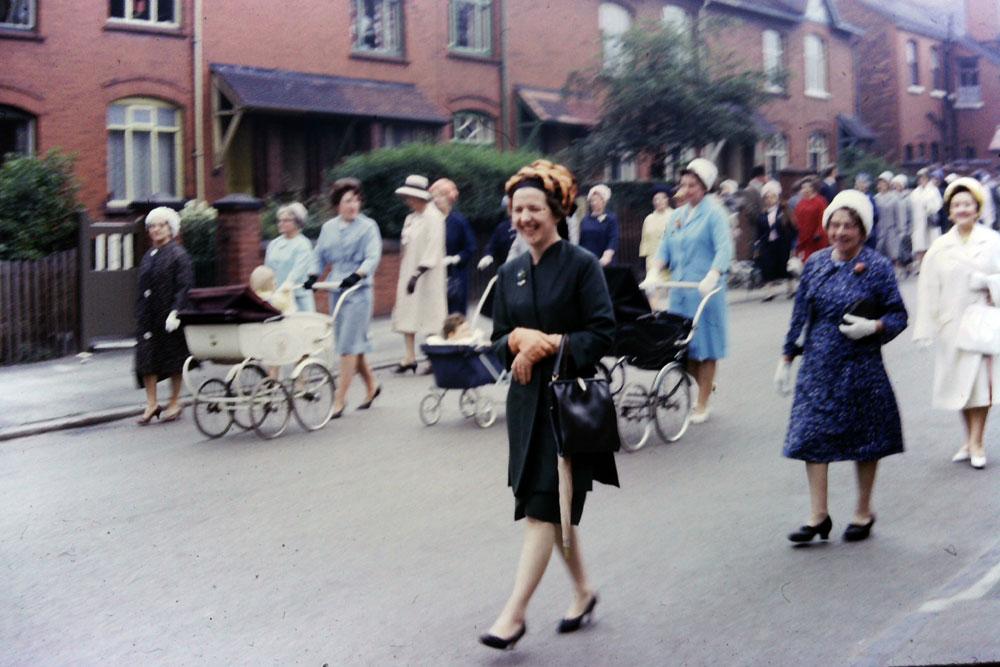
[0,249,79,365]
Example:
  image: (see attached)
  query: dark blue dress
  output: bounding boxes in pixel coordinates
[782,247,907,462]
[578,212,619,261]
[444,210,477,314]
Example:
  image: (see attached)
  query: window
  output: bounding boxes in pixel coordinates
[662,5,690,36]
[956,57,981,106]
[452,111,495,145]
[918,143,926,160]
[1,0,34,29]
[762,30,785,93]
[106,99,182,204]
[965,145,977,159]
[599,3,631,71]
[807,132,828,171]
[804,34,828,97]
[351,0,402,56]
[930,46,944,91]
[905,40,920,87]
[604,155,637,182]
[383,123,436,148]
[0,105,35,163]
[904,144,914,162]
[804,0,829,23]
[931,142,939,162]
[764,134,788,176]
[109,0,177,26]
[450,0,491,55]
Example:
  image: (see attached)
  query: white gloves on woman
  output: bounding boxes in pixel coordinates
[970,271,989,290]
[773,359,792,395]
[477,255,494,270]
[838,314,879,340]
[444,255,461,266]
[698,269,720,296]
[165,310,181,333]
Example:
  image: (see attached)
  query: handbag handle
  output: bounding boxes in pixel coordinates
[551,335,571,382]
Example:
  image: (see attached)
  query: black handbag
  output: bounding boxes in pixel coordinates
[548,337,621,456]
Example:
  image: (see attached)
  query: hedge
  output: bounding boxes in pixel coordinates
[0,150,82,260]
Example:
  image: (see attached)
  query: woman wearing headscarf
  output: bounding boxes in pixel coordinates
[430,178,477,315]
[391,174,447,373]
[313,178,383,417]
[135,206,194,425]
[914,177,1000,470]
[577,183,619,266]
[774,191,907,543]
[265,202,316,312]
[793,177,829,262]
[753,180,796,301]
[480,160,617,651]
[649,158,733,423]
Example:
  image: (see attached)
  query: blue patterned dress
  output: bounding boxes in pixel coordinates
[782,247,907,462]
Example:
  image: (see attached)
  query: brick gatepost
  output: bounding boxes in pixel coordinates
[213,194,263,286]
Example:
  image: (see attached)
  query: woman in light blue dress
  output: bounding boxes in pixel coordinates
[265,202,316,312]
[654,159,733,423]
[314,178,383,418]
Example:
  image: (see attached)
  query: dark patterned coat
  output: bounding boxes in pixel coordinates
[491,241,619,501]
[134,240,193,386]
[782,247,907,462]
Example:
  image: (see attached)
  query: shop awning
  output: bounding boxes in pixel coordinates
[211,63,449,124]
[989,125,1000,151]
[838,114,877,141]
[516,86,599,127]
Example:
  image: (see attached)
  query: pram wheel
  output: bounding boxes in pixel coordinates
[599,357,626,396]
[419,392,443,426]
[618,382,653,452]
[291,360,336,431]
[250,377,292,439]
[459,388,479,418]
[228,362,267,430]
[474,396,496,428]
[653,363,693,443]
[193,378,234,439]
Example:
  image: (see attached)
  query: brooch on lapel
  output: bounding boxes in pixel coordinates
[853,262,867,276]
[516,269,527,287]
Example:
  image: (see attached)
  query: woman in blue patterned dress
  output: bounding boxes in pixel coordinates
[773,190,907,544]
[650,158,733,423]
[265,202,316,312]
[313,178,383,418]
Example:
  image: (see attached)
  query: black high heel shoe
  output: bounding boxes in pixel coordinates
[557,595,597,634]
[357,385,382,410]
[787,515,832,543]
[479,623,526,650]
[843,515,875,542]
[393,362,417,374]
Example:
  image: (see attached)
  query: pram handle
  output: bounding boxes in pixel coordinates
[469,275,499,334]
[653,281,723,348]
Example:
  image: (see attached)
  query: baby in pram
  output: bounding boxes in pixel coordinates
[426,313,489,346]
[250,265,296,315]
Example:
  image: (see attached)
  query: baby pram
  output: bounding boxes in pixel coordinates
[417,276,508,428]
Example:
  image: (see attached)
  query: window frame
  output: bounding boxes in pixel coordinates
[764,134,788,176]
[1,0,35,30]
[762,29,785,94]
[807,132,828,171]
[930,45,945,92]
[905,39,921,88]
[598,2,632,72]
[449,0,492,56]
[0,105,36,161]
[451,110,496,146]
[106,97,183,206]
[803,0,829,24]
[107,0,179,28]
[351,0,404,57]
[804,34,829,98]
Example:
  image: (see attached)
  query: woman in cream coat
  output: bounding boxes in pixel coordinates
[914,177,1000,469]
[910,168,943,269]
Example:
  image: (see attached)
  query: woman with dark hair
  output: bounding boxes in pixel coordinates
[774,190,908,543]
[313,178,383,417]
[480,160,617,651]
[265,202,315,312]
[914,177,1000,469]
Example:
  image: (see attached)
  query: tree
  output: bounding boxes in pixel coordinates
[564,18,768,179]
[0,150,82,260]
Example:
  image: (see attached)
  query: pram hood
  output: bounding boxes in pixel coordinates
[178,285,282,325]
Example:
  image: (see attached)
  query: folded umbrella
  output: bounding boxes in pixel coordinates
[558,454,573,558]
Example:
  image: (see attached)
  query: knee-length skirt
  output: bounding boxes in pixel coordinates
[329,287,373,356]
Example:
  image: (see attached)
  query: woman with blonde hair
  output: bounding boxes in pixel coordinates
[265,202,315,312]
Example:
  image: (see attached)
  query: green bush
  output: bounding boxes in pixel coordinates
[326,143,543,238]
[839,147,899,188]
[179,200,219,287]
[0,150,82,260]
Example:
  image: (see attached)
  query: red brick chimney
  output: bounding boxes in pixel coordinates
[965,0,1000,44]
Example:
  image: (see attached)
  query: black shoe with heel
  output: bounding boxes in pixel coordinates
[843,516,875,542]
[479,624,526,650]
[358,385,382,410]
[557,595,597,634]
[393,362,417,374]
[787,515,832,543]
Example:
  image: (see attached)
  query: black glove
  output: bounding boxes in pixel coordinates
[406,274,420,295]
[303,274,318,290]
[339,272,362,289]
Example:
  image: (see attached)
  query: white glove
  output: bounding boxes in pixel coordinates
[838,313,879,340]
[444,255,461,266]
[773,359,792,396]
[786,257,804,276]
[165,310,180,333]
[477,255,494,270]
[970,271,989,290]
[698,269,720,296]
[638,275,657,293]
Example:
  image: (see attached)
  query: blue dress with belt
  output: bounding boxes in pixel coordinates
[444,209,477,314]
[577,213,619,261]
[313,214,382,355]
[656,197,733,360]
[265,233,316,312]
[782,247,907,462]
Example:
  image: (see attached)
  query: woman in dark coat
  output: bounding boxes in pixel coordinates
[754,180,796,300]
[430,178,477,315]
[773,191,907,544]
[480,160,617,650]
[135,206,194,424]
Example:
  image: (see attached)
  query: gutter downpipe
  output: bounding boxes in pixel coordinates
[193,0,206,200]
[498,0,510,150]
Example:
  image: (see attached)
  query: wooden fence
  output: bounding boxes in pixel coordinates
[0,249,79,365]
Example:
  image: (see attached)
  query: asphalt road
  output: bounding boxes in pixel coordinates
[2,282,998,666]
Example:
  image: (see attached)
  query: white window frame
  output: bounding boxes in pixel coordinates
[1,0,35,29]
[804,0,829,24]
[807,132,828,171]
[604,155,637,182]
[351,0,403,56]
[764,134,788,176]
[599,2,632,72]
[106,98,183,206]
[449,0,492,56]
[108,0,179,28]
[804,34,830,98]
[762,30,785,93]
[452,111,495,145]
[905,40,920,88]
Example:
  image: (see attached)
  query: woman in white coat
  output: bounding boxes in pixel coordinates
[910,168,943,270]
[914,177,1000,469]
[391,174,447,373]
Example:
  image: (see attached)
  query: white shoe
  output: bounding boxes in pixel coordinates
[970,454,986,469]
[689,408,710,424]
[951,448,971,463]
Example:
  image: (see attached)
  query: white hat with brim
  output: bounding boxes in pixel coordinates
[395,174,432,201]
[681,158,719,191]
[943,176,987,211]
[822,189,874,237]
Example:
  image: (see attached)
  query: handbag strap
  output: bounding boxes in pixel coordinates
[551,335,571,382]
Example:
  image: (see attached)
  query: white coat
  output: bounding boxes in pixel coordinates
[391,203,447,335]
[910,184,943,253]
[913,223,1000,410]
